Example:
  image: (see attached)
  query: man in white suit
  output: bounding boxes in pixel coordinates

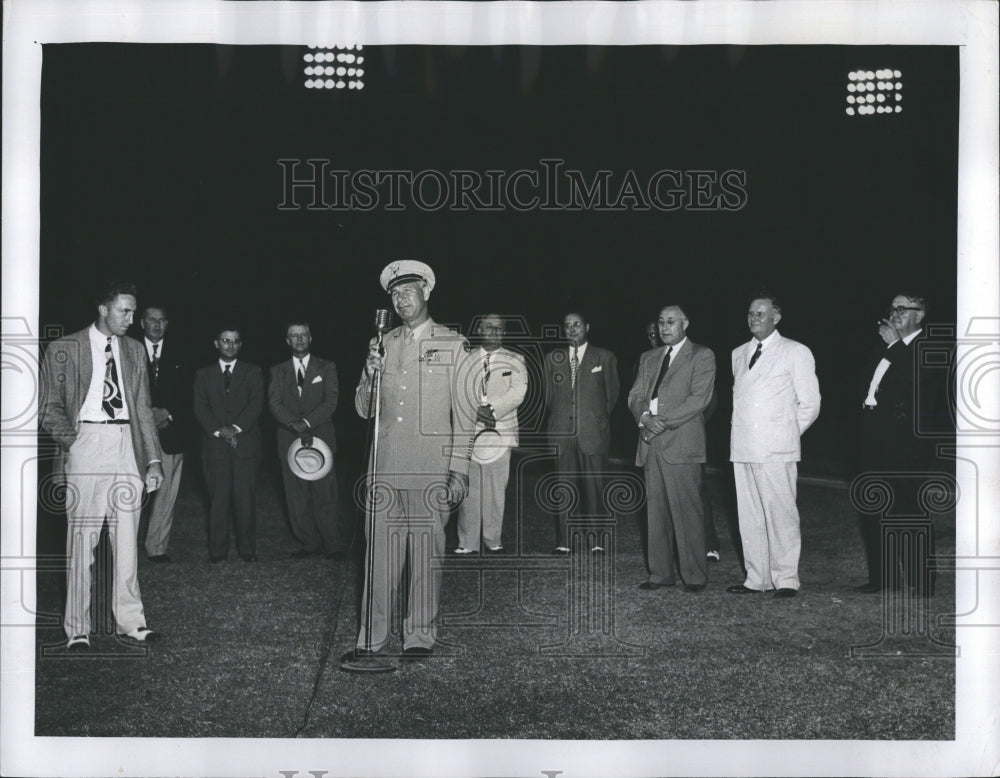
[728,294,820,598]
[454,314,528,554]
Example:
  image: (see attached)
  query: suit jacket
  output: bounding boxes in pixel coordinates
[454,346,528,450]
[39,327,162,473]
[269,354,339,458]
[730,332,821,463]
[145,339,188,454]
[628,339,716,467]
[544,343,620,456]
[354,319,473,489]
[858,332,937,470]
[193,361,264,460]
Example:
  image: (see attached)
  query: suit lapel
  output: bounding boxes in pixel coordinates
[661,340,690,392]
[79,331,94,398]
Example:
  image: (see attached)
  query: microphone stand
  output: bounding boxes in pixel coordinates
[341,315,396,673]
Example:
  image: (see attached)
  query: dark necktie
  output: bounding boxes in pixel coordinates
[481,353,490,397]
[651,346,673,399]
[151,342,160,386]
[224,364,232,393]
[102,337,123,418]
[570,347,579,388]
[749,342,763,370]
[297,361,305,396]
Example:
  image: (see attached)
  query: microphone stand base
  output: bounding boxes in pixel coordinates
[339,649,397,674]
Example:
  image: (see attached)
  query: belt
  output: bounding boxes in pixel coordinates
[81,419,131,425]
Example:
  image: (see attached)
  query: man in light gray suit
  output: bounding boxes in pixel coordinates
[454,314,527,554]
[628,305,716,592]
[728,294,820,598]
[39,280,164,650]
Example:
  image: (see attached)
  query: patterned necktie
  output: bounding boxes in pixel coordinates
[102,337,123,418]
[297,361,305,396]
[151,342,160,386]
[481,353,490,397]
[570,346,579,388]
[749,342,763,370]
[224,364,232,393]
[651,346,673,399]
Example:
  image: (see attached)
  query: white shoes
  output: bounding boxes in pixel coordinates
[120,626,159,643]
[453,547,477,555]
[66,634,90,651]
[706,550,720,561]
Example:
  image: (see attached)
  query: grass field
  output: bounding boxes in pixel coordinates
[34,455,956,741]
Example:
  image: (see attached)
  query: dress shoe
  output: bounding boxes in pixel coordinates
[854,582,883,594]
[551,547,570,555]
[684,584,706,593]
[290,549,318,560]
[486,545,504,553]
[120,626,159,643]
[591,546,605,553]
[706,550,720,562]
[401,646,433,660]
[239,553,256,562]
[774,588,797,599]
[453,547,477,555]
[147,554,171,563]
[639,581,673,590]
[726,584,761,594]
[67,634,90,652]
[341,647,385,661]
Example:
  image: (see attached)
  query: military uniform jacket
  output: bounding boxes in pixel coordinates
[355,320,472,490]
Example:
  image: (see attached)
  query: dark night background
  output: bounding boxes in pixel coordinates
[39,43,958,476]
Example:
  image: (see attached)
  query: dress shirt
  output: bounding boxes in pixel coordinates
[144,337,162,362]
[294,353,311,423]
[80,324,130,421]
[864,328,922,407]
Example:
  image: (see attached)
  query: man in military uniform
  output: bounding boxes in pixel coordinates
[348,260,471,660]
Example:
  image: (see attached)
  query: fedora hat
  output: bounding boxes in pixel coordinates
[287,438,334,481]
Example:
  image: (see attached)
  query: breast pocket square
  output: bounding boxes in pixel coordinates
[311,375,323,384]
[591,365,602,373]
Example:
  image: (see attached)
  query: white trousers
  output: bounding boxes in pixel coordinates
[457,448,511,550]
[64,423,147,638]
[144,451,183,557]
[733,461,801,591]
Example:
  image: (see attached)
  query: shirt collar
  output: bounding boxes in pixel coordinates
[144,337,162,354]
[407,318,433,343]
[664,337,687,353]
[570,341,588,359]
[901,328,922,345]
[294,353,311,370]
[753,330,779,349]
[90,323,114,348]
[219,359,237,371]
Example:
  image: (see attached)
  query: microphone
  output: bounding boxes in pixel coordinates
[374,309,391,334]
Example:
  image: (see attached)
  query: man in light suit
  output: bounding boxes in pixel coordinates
[268,320,346,560]
[728,294,820,598]
[39,280,164,650]
[139,304,187,563]
[346,260,471,660]
[193,327,263,563]
[628,305,716,592]
[454,314,528,554]
[544,312,620,554]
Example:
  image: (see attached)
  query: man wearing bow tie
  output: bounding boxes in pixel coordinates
[39,280,164,650]
[139,305,187,563]
[193,327,263,563]
[543,311,620,554]
[728,294,820,598]
[454,314,528,555]
[628,305,716,592]
[268,320,346,560]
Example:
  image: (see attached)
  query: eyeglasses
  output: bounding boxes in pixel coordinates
[747,311,772,320]
[889,306,923,316]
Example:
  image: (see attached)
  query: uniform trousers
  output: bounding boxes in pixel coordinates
[64,423,147,639]
[144,450,183,557]
[202,440,258,559]
[644,460,707,586]
[733,461,801,591]
[457,449,511,551]
[357,486,446,651]
[555,439,608,548]
[281,460,342,554]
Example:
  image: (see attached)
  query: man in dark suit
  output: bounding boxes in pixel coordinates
[628,305,717,592]
[193,327,263,562]
[544,311,620,554]
[855,292,942,594]
[139,305,187,562]
[39,279,164,650]
[268,320,346,560]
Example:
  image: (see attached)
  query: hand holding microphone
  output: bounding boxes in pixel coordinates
[364,309,392,378]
